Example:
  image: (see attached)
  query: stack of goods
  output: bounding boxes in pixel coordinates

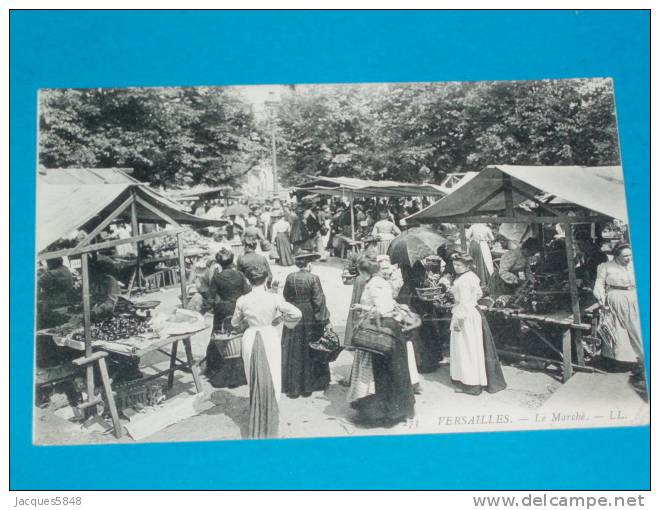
[493,275,570,314]
[114,380,167,412]
[71,315,155,342]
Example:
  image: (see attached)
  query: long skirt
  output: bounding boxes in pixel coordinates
[241,326,282,439]
[352,318,415,423]
[275,232,295,266]
[450,307,506,392]
[478,308,507,393]
[206,302,247,388]
[206,341,247,389]
[450,306,488,386]
[376,239,392,255]
[469,240,494,285]
[603,289,642,362]
[347,350,375,402]
[281,306,330,398]
[344,275,369,347]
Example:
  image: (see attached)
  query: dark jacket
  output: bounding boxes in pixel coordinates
[236,251,273,288]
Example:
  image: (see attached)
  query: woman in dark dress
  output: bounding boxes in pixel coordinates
[205,248,251,388]
[281,253,331,398]
[349,257,415,426]
[397,261,444,373]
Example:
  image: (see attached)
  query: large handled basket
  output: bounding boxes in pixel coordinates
[210,317,242,359]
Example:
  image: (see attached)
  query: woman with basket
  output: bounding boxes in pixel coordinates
[347,256,415,427]
[205,249,251,389]
[281,252,333,398]
[231,267,302,439]
[593,244,644,386]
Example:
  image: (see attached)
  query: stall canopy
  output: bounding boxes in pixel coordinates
[37,182,227,253]
[407,165,628,224]
[294,175,448,198]
[169,185,235,200]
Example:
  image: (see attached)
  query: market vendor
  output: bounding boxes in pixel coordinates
[38,257,74,309]
[488,237,541,298]
[89,256,121,321]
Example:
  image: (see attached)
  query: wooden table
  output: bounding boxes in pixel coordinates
[40,326,207,394]
[482,306,593,382]
[336,235,364,258]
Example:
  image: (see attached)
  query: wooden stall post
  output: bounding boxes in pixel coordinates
[459,224,467,253]
[350,196,355,242]
[130,192,142,289]
[177,232,188,307]
[563,222,585,380]
[80,253,95,413]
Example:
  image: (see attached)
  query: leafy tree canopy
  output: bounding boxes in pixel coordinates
[274,79,620,186]
[39,87,268,189]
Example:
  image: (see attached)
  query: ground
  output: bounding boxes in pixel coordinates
[33,257,649,445]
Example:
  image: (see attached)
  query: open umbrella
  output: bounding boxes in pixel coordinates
[387,227,448,267]
[223,203,249,217]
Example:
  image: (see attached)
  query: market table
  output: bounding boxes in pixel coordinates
[336,235,364,258]
[481,306,593,382]
[41,324,207,394]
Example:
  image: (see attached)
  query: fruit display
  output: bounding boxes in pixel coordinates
[71,316,154,342]
[142,229,211,259]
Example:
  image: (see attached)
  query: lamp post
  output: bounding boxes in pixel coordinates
[265,96,279,199]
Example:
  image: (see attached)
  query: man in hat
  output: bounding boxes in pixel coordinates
[236,239,273,289]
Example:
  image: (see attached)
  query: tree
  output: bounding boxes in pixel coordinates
[39,87,267,189]
[273,79,621,186]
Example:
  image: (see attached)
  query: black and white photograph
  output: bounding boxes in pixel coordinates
[33,78,649,446]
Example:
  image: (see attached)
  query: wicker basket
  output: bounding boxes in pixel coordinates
[341,271,357,285]
[415,286,442,302]
[211,317,242,359]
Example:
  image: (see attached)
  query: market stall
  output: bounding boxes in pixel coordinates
[406,165,630,382]
[36,179,226,437]
[293,175,449,251]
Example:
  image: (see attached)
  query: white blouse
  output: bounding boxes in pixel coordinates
[271,219,291,236]
[466,223,494,243]
[231,287,302,329]
[593,260,636,303]
[450,271,483,320]
[360,275,396,315]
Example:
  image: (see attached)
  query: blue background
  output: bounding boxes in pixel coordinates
[10,10,650,490]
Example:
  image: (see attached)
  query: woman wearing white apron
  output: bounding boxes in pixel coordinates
[231,268,302,439]
[449,254,506,396]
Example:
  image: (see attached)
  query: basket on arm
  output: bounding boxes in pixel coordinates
[211,316,242,359]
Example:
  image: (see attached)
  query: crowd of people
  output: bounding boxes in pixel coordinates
[36,194,646,439]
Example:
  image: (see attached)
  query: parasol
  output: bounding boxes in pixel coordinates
[223,203,249,217]
[388,227,448,267]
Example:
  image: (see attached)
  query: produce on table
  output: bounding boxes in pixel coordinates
[71,316,155,342]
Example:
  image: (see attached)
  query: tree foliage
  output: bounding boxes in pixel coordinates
[39,87,267,188]
[275,79,620,186]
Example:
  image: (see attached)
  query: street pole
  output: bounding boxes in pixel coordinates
[265,98,279,200]
[271,115,278,198]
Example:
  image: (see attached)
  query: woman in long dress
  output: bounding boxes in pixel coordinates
[205,249,251,389]
[231,268,302,439]
[271,213,295,266]
[465,223,494,285]
[281,253,331,398]
[593,244,643,373]
[372,210,401,255]
[449,255,506,396]
[347,257,415,426]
